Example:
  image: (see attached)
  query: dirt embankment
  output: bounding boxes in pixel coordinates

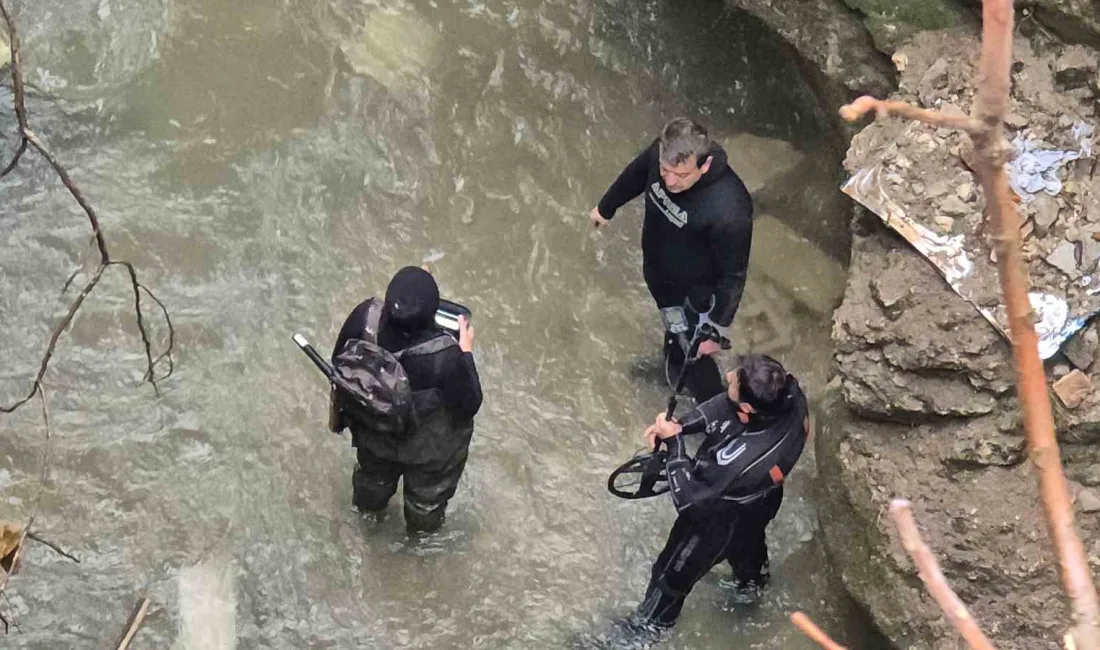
[823,26,1100,650]
[720,0,1100,646]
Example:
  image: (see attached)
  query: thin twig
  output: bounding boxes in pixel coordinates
[839,96,983,134]
[25,532,79,564]
[0,591,20,633]
[0,0,28,182]
[0,0,28,132]
[115,597,149,650]
[890,500,996,650]
[24,131,109,262]
[109,261,159,395]
[790,611,848,650]
[140,283,175,382]
[0,137,26,178]
[1,264,106,413]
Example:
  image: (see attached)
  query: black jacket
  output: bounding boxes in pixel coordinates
[333,298,482,421]
[332,298,483,464]
[596,141,753,327]
[663,381,808,513]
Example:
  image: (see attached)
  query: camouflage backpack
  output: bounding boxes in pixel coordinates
[332,301,416,436]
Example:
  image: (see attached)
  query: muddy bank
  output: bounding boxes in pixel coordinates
[817,22,1100,650]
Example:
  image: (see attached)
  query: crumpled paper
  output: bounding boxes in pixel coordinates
[1008,122,1094,202]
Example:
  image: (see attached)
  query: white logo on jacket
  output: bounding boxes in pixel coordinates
[649,182,688,228]
[716,441,746,466]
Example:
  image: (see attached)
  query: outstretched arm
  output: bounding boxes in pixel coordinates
[594,143,655,221]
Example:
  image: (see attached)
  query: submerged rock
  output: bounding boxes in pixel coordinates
[339,9,440,92]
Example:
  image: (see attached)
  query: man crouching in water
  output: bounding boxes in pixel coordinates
[331,267,482,534]
[630,354,809,638]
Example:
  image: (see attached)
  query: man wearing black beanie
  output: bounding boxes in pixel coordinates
[330,266,482,534]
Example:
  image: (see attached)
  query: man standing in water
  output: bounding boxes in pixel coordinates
[610,355,809,645]
[589,118,753,401]
[330,266,482,534]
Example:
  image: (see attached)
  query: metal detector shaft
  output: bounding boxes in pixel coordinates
[655,330,712,453]
[293,333,338,384]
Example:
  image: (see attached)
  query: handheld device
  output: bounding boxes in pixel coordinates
[435,299,472,336]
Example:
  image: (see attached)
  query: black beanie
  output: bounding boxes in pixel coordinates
[383,266,440,329]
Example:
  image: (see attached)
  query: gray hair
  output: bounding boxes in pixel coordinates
[658,118,712,167]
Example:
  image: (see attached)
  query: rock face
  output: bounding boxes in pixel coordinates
[724,0,897,98]
[833,229,1014,420]
[1030,0,1100,47]
[820,219,1100,649]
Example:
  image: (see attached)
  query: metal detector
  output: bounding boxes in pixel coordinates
[606,319,726,499]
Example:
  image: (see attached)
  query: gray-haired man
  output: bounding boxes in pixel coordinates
[589,118,754,400]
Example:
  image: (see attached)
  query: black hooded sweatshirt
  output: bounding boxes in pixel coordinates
[596,141,753,328]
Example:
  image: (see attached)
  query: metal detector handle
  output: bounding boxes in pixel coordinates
[293,333,337,384]
[656,324,724,452]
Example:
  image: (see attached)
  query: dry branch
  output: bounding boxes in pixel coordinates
[970,2,1100,647]
[839,1,1100,647]
[790,611,848,650]
[115,597,149,650]
[839,96,983,134]
[0,1,175,635]
[890,500,996,650]
[0,0,174,414]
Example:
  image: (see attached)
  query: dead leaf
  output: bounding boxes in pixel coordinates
[1,521,25,577]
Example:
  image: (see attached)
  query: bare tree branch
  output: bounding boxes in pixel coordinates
[839,96,983,133]
[24,130,110,262]
[0,0,175,413]
[790,611,848,650]
[109,261,159,395]
[0,137,26,178]
[0,0,28,132]
[890,500,997,650]
[0,4,175,636]
[968,2,1100,647]
[115,597,149,650]
[0,0,28,181]
[1,265,106,413]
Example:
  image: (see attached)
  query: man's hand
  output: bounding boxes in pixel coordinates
[589,207,610,230]
[695,339,721,358]
[458,315,475,353]
[645,413,682,447]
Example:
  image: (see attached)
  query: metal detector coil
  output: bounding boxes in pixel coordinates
[607,448,670,499]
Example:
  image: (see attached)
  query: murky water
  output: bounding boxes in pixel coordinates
[0,0,875,647]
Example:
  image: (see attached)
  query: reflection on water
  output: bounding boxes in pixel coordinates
[0,0,869,647]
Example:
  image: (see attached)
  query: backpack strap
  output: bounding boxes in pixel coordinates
[395,332,458,360]
[363,299,384,343]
